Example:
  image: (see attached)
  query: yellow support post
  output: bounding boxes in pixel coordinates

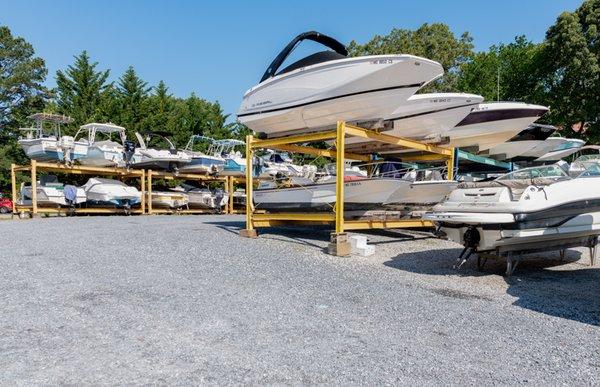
[335,121,345,234]
[147,170,153,215]
[10,164,17,214]
[140,170,146,214]
[446,147,456,181]
[240,135,257,237]
[30,160,37,216]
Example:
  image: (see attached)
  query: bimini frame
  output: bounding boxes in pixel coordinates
[11,160,146,216]
[240,121,456,254]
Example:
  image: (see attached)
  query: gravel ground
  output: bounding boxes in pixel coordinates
[1,215,599,384]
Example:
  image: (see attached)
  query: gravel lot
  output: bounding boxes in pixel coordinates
[1,215,599,384]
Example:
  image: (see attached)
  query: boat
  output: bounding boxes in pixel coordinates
[534,138,585,161]
[258,150,317,179]
[179,135,226,174]
[443,102,549,151]
[20,175,86,207]
[237,31,444,137]
[128,132,191,172]
[75,123,129,167]
[149,191,189,209]
[254,162,456,212]
[424,163,600,273]
[485,124,557,160]
[82,178,141,209]
[344,93,483,150]
[171,184,228,210]
[18,113,88,163]
[210,139,247,176]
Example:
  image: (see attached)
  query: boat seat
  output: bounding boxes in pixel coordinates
[458,177,569,200]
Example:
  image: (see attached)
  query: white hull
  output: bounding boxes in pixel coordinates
[386,180,458,205]
[535,139,586,161]
[486,140,543,160]
[238,55,443,136]
[83,178,141,208]
[255,178,415,211]
[149,192,189,209]
[18,138,88,162]
[21,185,86,207]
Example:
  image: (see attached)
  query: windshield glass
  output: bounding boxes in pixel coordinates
[497,165,568,180]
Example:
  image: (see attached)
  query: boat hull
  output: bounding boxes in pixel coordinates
[238,55,443,136]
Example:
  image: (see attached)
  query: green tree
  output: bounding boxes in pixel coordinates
[0,25,48,129]
[347,23,474,90]
[0,25,48,194]
[55,51,111,128]
[539,0,600,140]
[144,80,172,133]
[457,36,544,103]
[117,66,151,137]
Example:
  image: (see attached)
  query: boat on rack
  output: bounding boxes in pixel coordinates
[18,113,88,163]
[254,162,456,212]
[209,139,247,176]
[82,178,141,209]
[534,138,585,161]
[344,93,483,151]
[171,184,228,210]
[485,124,557,160]
[75,123,129,167]
[128,132,191,172]
[424,163,600,271]
[258,150,317,179]
[179,135,226,174]
[20,175,86,207]
[443,102,549,151]
[237,31,444,137]
[149,191,189,209]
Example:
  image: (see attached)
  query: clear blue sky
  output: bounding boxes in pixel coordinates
[2,0,582,119]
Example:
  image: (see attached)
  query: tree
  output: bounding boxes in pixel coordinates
[55,51,111,128]
[0,25,47,130]
[117,66,151,137]
[457,36,545,103]
[539,0,600,140]
[0,25,47,194]
[347,23,474,90]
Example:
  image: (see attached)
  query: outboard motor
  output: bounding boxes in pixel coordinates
[63,184,78,216]
[123,140,136,166]
[214,188,224,214]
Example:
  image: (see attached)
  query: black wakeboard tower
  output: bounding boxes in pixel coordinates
[260,31,348,83]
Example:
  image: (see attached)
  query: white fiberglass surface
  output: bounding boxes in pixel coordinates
[496,165,569,181]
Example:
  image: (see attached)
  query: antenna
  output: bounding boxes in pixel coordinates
[497,66,500,101]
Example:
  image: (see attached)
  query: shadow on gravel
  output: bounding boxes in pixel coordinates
[386,248,600,325]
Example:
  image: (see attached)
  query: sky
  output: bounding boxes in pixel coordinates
[2,0,583,120]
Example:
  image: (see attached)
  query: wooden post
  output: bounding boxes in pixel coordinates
[227,176,234,215]
[147,170,153,215]
[240,134,257,237]
[140,170,146,214]
[446,147,456,181]
[10,164,17,214]
[31,160,38,216]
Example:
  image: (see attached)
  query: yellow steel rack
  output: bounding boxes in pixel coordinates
[240,121,456,254]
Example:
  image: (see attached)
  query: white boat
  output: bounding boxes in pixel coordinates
[485,124,556,160]
[209,139,247,176]
[149,191,189,209]
[237,31,444,137]
[83,178,141,209]
[444,102,549,151]
[344,93,483,150]
[179,135,226,174]
[534,138,585,161]
[171,184,228,210]
[128,132,191,172]
[254,162,456,212]
[75,123,129,167]
[258,150,317,179]
[18,113,88,163]
[424,164,600,273]
[20,175,86,207]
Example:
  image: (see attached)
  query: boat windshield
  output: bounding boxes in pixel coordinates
[497,165,569,181]
[260,31,348,83]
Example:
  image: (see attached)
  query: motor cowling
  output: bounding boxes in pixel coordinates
[123,140,136,164]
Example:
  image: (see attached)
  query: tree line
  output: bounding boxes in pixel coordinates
[1,0,598,193]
